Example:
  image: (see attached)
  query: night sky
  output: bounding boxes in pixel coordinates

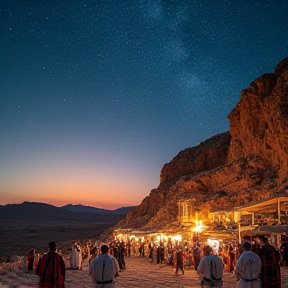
[1,1,287,209]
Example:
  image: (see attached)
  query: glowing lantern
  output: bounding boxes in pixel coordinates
[193,220,203,232]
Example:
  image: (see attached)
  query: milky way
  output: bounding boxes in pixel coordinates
[0,0,287,208]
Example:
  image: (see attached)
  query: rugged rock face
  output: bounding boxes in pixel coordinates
[118,57,288,230]
[160,132,231,184]
[228,57,288,185]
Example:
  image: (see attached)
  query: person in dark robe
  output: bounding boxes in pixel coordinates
[36,242,65,288]
[192,243,201,271]
[156,244,161,264]
[27,248,35,271]
[117,241,126,269]
[175,247,184,275]
[228,245,236,273]
[159,242,165,265]
[257,236,281,288]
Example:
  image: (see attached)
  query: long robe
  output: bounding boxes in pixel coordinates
[89,253,119,288]
[234,250,262,288]
[259,243,281,288]
[197,254,224,287]
[36,251,65,288]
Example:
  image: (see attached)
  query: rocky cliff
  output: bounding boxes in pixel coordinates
[227,57,288,184]
[118,57,288,230]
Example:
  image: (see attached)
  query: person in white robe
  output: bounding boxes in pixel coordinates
[89,243,119,288]
[234,241,262,288]
[70,245,77,269]
[197,244,224,287]
[75,246,82,269]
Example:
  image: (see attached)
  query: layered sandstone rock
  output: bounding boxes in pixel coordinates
[118,57,288,230]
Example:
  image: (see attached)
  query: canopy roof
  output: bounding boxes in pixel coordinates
[234,196,288,212]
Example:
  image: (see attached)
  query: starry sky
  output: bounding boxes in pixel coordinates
[1,1,287,209]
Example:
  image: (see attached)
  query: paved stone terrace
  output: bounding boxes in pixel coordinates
[0,255,287,287]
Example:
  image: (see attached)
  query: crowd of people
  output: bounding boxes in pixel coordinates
[89,237,239,275]
[23,233,287,288]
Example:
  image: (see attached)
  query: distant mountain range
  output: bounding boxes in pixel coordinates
[0,201,136,221]
[61,203,135,215]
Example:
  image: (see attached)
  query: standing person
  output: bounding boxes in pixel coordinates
[117,241,126,270]
[157,244,161,264]
[75,245,82,270]
[127,240,131,257]
[159,242,165,265]
[220,246,229,272]
[139,241,145,257]
[70,244,77,269]
[187,250,193,268]
[257,236,281,288]
[89,243,119,288]
[148,241,154,263]
[234,241,262,288]
[36,241,65,288]
[197,244,224,287]
[89,247,98,264]
[228,245,236,273]
[27,248,35,271]
[193,243,201,271]
[175,247,184,275]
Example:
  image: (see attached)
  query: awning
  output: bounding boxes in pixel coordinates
[241,225,288,237]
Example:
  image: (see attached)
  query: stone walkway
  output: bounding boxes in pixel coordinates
[0,255,287,288]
